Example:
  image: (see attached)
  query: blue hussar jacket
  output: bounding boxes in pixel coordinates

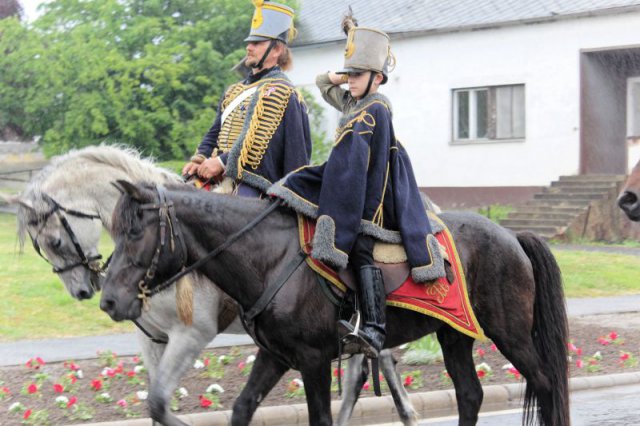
[268,93,445,283]
[196,67,312,192]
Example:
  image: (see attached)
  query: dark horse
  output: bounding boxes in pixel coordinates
[101,182,570,426]
[618,159,640,221]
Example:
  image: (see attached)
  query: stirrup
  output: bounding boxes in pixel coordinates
[337,313,379,358]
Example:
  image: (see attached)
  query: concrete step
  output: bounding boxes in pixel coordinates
[522,205,588,214]
[501,224,562,237]
[557,174,626,183]
[550,181,619,189]
[534,193,608,201]
[527,199,593,207]
[501,218,569,227]
[544,185,617,194]
[506,212,580,221]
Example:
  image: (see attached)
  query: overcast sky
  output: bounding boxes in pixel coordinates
[21,0,49,21]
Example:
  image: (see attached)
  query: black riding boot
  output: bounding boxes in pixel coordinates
[337,265,386,358]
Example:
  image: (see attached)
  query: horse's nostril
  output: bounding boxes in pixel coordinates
[618,191,638,210]
[100,298,115,313]
[77,290,92,300]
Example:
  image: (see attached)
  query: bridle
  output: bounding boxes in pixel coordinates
[131,185,281,309]
[28,194,108,287]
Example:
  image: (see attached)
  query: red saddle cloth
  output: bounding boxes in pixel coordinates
[297,214,485,341]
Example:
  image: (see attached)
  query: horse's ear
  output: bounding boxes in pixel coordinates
[114,180,146,201]
[1,194,35,212]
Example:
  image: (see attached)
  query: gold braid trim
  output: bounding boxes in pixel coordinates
[238,83,294,175]
[334,109,376,146]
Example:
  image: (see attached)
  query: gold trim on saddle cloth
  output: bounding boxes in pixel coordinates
[297,212,486,342]
[237,82,294,176]
[386,213,486,341]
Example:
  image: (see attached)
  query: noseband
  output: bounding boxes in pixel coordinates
[132,185,281,308]
[28,194,107,285]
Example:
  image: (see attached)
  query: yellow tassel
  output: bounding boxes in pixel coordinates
[176,275,194,326]
[251,0,264,29]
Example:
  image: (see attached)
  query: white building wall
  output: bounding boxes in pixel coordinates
[290,12,640,187]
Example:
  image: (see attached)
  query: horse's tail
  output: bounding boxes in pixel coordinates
[516,232,570,426]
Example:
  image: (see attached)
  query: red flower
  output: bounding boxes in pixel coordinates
[204,358,211,367]
[65,362,80,371]
[576,347,583,356]
[91,379,103,391]
[490,343,497,352]
[67,396,77,408]
[597,337,610,346]
[53,383,64,393]
[68,374,77,384]
[1,386,10,395]
[508,367,521,379]
[115,363,124,374]
[609,331,618,341]
[238,361,246,370]
[27,383,38,394]
[199,395,213,408]
[132,356,140,364]
[567,342,577,352]
[127,371,136,378]
[476,348,485,357]
[333,368,344,377]
[477,370,486,378]
[403,375,413,387]
[23,409,32,420]
[362,382,370,391]
[620,353,630,361]
[576,359,584,368]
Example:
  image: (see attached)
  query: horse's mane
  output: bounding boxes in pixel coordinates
[17,144,181,250]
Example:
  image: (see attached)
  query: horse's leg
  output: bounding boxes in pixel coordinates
[231,349,289,426]
[336,354,369,426]
[379,349,419,426]
[136,330,167,426]
[437,327,482,426]
[300,357,333,426]
[147,328,210,426]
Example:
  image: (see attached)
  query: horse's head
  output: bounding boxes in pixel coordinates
[10,192,104,300]
[618,160,640,221]
[100,180,187,321]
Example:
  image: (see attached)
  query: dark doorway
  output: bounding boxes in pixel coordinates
[580,47,640,174]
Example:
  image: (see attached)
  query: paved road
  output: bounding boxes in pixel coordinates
[2,295,640,366]
[414,383,640,426]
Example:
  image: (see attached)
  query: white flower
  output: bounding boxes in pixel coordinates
[593,351,603,360]
[75,369,84,379]
[177,387,189,399]
[293,378,304,387]
[501,363,514,370]
[55,396,69,404]
[100,392,111,399]
[193,360,205,369]
[475,362,492,372]
[101,367,115,377]
[218,355,229,364]
[9,402,24,413]
[136,390,148,401]
[206,384,224,394]
[246,355,256,364]
[134,365,146,374]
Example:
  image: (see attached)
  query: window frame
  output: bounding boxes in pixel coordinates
[451,84,526,145]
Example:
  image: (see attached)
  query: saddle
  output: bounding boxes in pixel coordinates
[297,214,486,341]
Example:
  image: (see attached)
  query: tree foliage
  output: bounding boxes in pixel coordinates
[0,0,299,159]
[0,0,22,19]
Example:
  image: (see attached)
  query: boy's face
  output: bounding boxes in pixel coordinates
[347,71,381,99]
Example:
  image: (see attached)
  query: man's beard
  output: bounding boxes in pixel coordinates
[245,56,259,68]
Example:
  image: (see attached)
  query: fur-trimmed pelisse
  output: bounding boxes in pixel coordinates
[311,215,349,269]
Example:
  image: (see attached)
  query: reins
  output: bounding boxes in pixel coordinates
[135,185,282,307]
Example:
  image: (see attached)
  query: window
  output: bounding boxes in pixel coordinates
[628,78,640,137]
[453,84,525,142]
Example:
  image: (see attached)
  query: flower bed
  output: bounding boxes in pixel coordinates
[1,319,638,425]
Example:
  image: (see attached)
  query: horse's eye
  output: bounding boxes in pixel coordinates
[128,227,143,238]
[52,239,62,249]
